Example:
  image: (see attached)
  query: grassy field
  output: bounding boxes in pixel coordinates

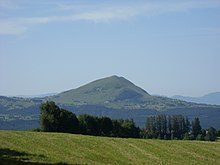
[0,131,220,165]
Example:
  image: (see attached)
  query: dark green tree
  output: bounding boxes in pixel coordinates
[40,101,60,132]
[161,115,167,139]
[192,117,202,138]
[217,130,220,137]
[40,101,79,133]
[111,119,139,138]
[58,109,79,133]
[78,114,99,136]
[112,119,123,137]
[121,119,140,138]
[156,115,162,139]
[99,117,113,136]
[205,127,217,141]
[167,115,172,139]
[171,115,179,139]
[145,115,194,140]
[146,116,157,139]
[185,116,191,133]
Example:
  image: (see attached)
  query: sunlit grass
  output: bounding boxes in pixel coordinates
[0,131,220,165]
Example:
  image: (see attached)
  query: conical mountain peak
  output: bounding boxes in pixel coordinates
[53,75,150,107]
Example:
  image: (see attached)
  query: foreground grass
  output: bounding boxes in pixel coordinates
[0,131,220,165]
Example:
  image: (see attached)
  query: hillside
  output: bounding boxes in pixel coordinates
[51,75,218,111]
[172,92,220,105]
[0,131,220,165]
[52,75,151,107]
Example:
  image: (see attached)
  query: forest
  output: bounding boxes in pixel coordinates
[38,101,220,141]
[143,115,218,141]
[39,101,139,138]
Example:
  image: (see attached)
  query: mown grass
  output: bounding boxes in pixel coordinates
[0,131,220,165]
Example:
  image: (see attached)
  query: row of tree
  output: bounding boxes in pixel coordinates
[39,101,219,141]
[40,101,139,138]
[143,115,218,141]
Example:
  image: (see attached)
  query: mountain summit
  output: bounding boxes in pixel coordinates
[52,75,151,108]
[51,75,210,110]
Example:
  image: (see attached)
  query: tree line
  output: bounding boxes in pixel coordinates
[38,101,219,141]
[39,101,139,138]
[143,115,218,141]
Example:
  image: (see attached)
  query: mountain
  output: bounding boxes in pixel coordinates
[1,75,220,129]
[52,75,151,107]
[51,75,214,111]
[172,92,220,105]
[15,92,57,98]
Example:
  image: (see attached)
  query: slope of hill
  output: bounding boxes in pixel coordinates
[52,75,153,109]
[172,92,220,105]
[0,131,220,165]
[0,96,41,112]
[53,75,149,104]
[51,75,218,111]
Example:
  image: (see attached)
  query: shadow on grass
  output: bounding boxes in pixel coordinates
[0,148,69,165]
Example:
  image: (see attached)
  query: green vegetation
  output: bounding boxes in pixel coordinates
[145,115,190,140]
[40,101,79,133]
[40,102,218,141]
[144,115,218,141]
[0,131,220,165]
[0,96,41,110]
[40,101,140,138]
[52,75,217,110]
[52,75,152,108]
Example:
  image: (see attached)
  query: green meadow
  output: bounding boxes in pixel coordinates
[0,131,220,165]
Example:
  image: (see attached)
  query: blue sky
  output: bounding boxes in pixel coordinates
[0,0,220,97]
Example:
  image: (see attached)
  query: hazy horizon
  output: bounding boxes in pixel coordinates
[1,0,220,97]
[2,75,220,98]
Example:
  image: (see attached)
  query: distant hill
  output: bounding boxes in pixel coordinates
[172,92,220,105]
[52,75,151,108]
[1,75,220,129]
[15,92,57,98]
[50,75,215,111]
